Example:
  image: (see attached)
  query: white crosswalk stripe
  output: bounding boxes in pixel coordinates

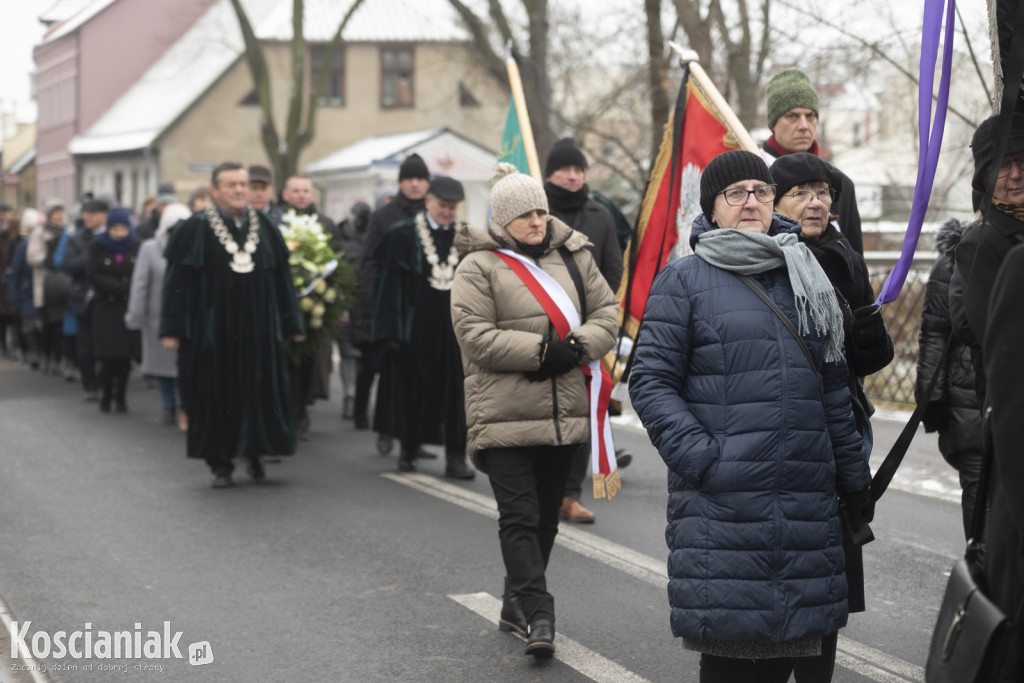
[448,592,651,683]
[385,472,925,682]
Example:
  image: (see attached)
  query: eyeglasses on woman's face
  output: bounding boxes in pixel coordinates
[718,184,777,206]
[997,154,1024,179]
[782,188,834,206]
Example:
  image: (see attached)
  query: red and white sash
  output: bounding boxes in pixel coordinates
[494,249,620,501]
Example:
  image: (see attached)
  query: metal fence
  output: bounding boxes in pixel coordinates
[863,267,929,407]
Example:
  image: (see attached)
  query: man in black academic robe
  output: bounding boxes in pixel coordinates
[351,153,430,433]
[160,162,305,488]
[371,176,473,479]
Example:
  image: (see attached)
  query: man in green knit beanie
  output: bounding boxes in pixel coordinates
[762,68,864,255]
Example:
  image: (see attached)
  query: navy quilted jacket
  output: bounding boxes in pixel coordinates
[629,214,871,646]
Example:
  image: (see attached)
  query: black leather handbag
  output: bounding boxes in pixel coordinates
[925,408,1009,683]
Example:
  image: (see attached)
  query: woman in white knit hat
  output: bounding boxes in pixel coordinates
[450,163,618,658]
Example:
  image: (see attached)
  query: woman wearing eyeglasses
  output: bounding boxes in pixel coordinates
[771,153,894,683]
[629,150,873,682]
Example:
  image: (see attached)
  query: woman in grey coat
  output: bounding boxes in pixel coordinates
[125,203,190,424]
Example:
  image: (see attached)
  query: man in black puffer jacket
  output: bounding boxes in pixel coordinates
[917,218,983,540]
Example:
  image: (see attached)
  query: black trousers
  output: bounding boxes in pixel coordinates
[791,631,840,683]
[700,631,838,683]
[353,342,379,421]
[98,357,130,404]
[479,444,576,625]
[563,441,590,499]
[75,315,97,392]
[289,354,315,425]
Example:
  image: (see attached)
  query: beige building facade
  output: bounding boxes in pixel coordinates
[154,40,506,199]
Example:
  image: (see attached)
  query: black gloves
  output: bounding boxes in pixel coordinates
[524,337,582,383]
[840,487,875,546]
[921,401,948,433]
[851,305,887,350]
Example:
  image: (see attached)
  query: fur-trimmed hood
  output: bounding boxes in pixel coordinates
[935,218,971,257]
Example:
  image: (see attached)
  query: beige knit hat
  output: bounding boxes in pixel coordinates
[488,163,548,231]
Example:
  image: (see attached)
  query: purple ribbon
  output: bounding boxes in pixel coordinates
[875,0,956,305]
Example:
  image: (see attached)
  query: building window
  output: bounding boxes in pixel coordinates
[458,82,480,108]
[311,44,345,107]
[380,47,414,109]
[238,90,260,106]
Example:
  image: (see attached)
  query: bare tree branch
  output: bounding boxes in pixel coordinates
[955,3,992,104]
[303,0,367,150]
[228,0,281,161]
[775,0,979,128]
[644,0,671,166]
[487,0,514,45]
[447,0,508,89]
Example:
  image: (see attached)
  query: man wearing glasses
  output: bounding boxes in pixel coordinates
[761,68,864,255]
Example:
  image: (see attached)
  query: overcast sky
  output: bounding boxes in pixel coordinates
[0,0,993,122]
[0,0,49,119]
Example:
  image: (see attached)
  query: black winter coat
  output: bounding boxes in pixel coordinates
[981,242,1024,681]
[86,240,140,359]
[62,227,96,316]
[953,208,1024,401]
[916,219,982,463]
[802,223,892,613]
[803,224,893,432]
[547,191,624,291]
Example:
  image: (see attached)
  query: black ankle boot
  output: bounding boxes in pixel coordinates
[499,578,527,635]
[444,449,475,480]
[525,619,555,658]
[396,446,416,472]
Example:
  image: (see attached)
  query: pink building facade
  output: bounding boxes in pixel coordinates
[33,0,217,209]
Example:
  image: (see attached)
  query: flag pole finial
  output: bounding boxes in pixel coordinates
[667,42,700,66]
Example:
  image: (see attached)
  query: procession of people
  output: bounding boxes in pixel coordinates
[2,82,1023,680]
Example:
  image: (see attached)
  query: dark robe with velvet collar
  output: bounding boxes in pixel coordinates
[160,206,305,463]
[370,213,466,448]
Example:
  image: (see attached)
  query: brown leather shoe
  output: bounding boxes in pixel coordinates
[560,496,595,524]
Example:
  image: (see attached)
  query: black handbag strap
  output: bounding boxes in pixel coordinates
[737,274,824,402]
[558,246,587,323]
[870,334,953,502]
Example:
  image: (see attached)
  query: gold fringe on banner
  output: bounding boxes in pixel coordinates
[593,468,621,501]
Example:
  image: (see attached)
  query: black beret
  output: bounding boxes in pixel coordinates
[428,176,465,202]
[769,153,842,203]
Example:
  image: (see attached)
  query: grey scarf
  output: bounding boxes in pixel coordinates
[695,229,844,363]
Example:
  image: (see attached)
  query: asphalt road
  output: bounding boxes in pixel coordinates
[0,357,964,682]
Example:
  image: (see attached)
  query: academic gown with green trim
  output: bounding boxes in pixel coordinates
[371,217,466,448]
[160,207,305,463]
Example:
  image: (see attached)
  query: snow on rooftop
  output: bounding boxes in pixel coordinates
[305,128,446,174]
[69,0,472,156]
[69,0,264,155]
[257,0,469,43]
[40,0,117,44]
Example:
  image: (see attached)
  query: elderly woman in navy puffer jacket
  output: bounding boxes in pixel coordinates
[629,151,872,683]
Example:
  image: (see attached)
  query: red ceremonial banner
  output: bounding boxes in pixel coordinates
[618,70,741,338]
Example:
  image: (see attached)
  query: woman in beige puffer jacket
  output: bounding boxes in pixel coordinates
[449,164,617,659]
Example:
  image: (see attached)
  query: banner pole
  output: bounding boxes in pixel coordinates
[666,43,758,154]
[506,53,543,182]
[686,63,760,153]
